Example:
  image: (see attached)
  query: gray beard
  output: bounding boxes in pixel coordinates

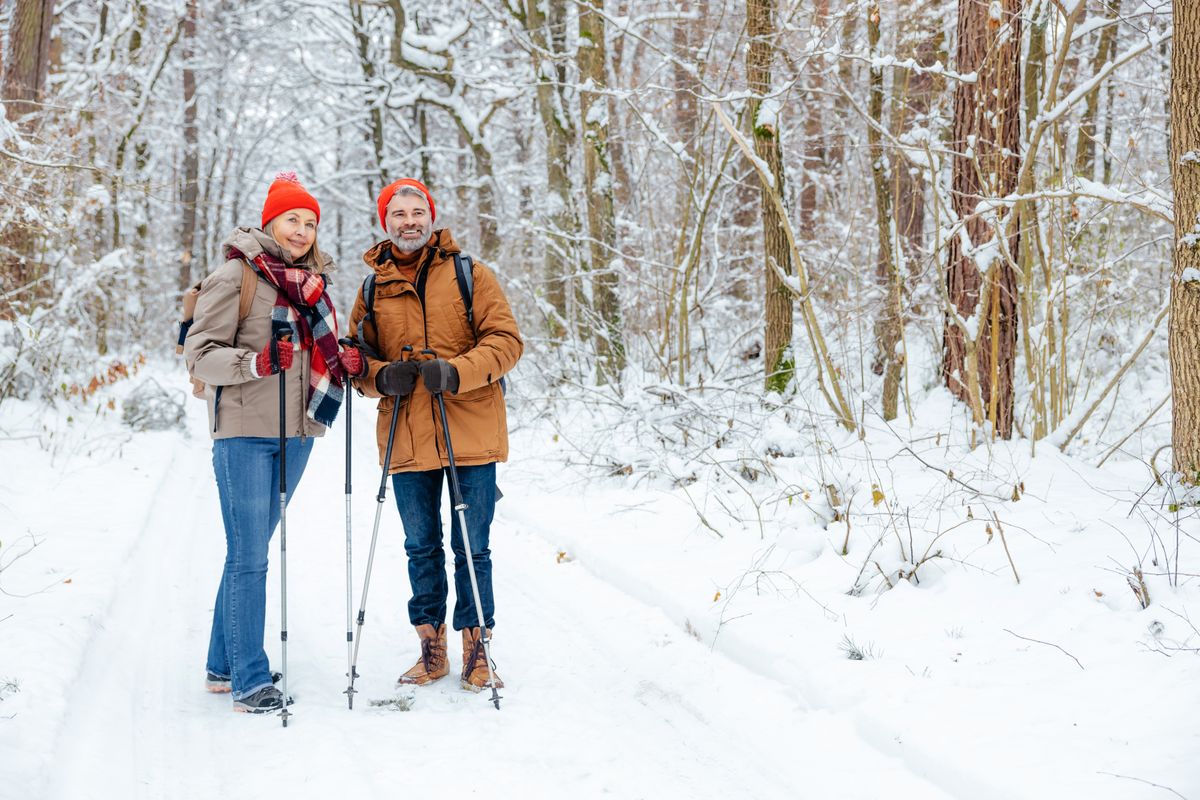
[389,228,429,253]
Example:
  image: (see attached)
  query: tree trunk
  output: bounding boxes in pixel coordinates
[525,0,575,337]
[746,0,794,392]
[891,2,943,282]
[799,0,828,240]
[180,0,200,289]
[579,0,625,383]
[867,3,903,421]
[1170,0,1200,478]
[350,0,388,201]
[1074,0,1121,181]
[386,0,498,261]
[943,0,1022,438]
[2,0,54,120]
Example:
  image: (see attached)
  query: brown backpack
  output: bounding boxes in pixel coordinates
[177,261,258,397]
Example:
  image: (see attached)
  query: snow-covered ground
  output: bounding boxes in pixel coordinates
[2,362,1198,800]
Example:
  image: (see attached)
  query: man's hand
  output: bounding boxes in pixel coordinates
[376,360,420,397]
[419,359,459,395]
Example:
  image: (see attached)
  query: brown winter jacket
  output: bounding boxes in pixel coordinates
[348,229,522,473]
[184,227,336,439]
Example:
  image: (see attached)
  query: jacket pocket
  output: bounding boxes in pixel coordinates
[442,385,500,460]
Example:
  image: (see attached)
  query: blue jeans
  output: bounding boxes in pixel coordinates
[392,463,496,631]
[206,436,313,699]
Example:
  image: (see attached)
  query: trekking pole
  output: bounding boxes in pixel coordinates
[339,339,356,709]
[274,323,293,728]
[421,349,501,711]
[347,345,412,707]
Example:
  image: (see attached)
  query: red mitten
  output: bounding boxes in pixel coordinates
[338,346,367,378]
[253,340,294,377]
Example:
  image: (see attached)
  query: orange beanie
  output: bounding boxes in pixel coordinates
[261,171,320,228]
[376,178,436,230]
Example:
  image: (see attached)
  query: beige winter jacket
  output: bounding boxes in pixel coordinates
[184,227,336,439]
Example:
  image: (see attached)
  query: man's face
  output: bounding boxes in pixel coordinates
[386,192,433,253]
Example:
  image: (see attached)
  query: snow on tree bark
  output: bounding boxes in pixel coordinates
[942,0,1022,439]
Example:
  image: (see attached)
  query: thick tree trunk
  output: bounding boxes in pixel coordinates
[2,0,54,119]
[1170,0,1200,478]
[579,0,625,382]
[526,0,575,336]
[943,0,1022,438]
[180,0,200,289]
[747,0,794,392]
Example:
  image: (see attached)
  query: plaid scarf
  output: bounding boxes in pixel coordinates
[232,247,345,427]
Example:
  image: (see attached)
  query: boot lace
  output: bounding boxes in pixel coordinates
[462,635,499,681]
[420,635,445,672]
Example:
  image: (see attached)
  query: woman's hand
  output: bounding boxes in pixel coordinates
[339,346,367,378]
[251,340,294,377]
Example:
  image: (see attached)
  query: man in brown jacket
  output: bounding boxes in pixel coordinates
[346,178,522,692]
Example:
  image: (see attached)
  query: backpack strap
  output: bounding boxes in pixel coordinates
[177,261,260,354]
[356,273,384,360]
[237,261,257,321]
[453,253,476,342]
[452,252,505,394]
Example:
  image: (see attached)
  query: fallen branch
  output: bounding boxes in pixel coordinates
[1003,628,1084,670]
[1097,394,1170,468]
[1096,772,1187,800]
[1057,303,1168,452]
[994,512,1020,585]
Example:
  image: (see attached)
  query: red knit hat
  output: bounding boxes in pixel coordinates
[377,178,436,231]
[261,171,321,228]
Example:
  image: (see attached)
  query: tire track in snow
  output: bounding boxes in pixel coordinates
[45,441,219,799]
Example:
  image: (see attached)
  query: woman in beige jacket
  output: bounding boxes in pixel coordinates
[184,173,362,713]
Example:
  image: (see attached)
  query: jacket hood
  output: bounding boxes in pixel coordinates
[222,226,335,273]
[362,228,462,281]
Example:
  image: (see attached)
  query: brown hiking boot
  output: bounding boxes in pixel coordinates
[397,624,449,686]
[460,627,504,692]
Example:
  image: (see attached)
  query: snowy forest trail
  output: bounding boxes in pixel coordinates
[35,399,956,800]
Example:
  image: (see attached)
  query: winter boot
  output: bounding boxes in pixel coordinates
[396,623,449,686]
[460,627,503,693]
[205,671,281,694]
[232,685,293,714]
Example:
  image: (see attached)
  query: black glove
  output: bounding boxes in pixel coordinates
[376,360,420,397]
[420,358,459,395]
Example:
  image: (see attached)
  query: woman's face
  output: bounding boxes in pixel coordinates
[269,208,318,261]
